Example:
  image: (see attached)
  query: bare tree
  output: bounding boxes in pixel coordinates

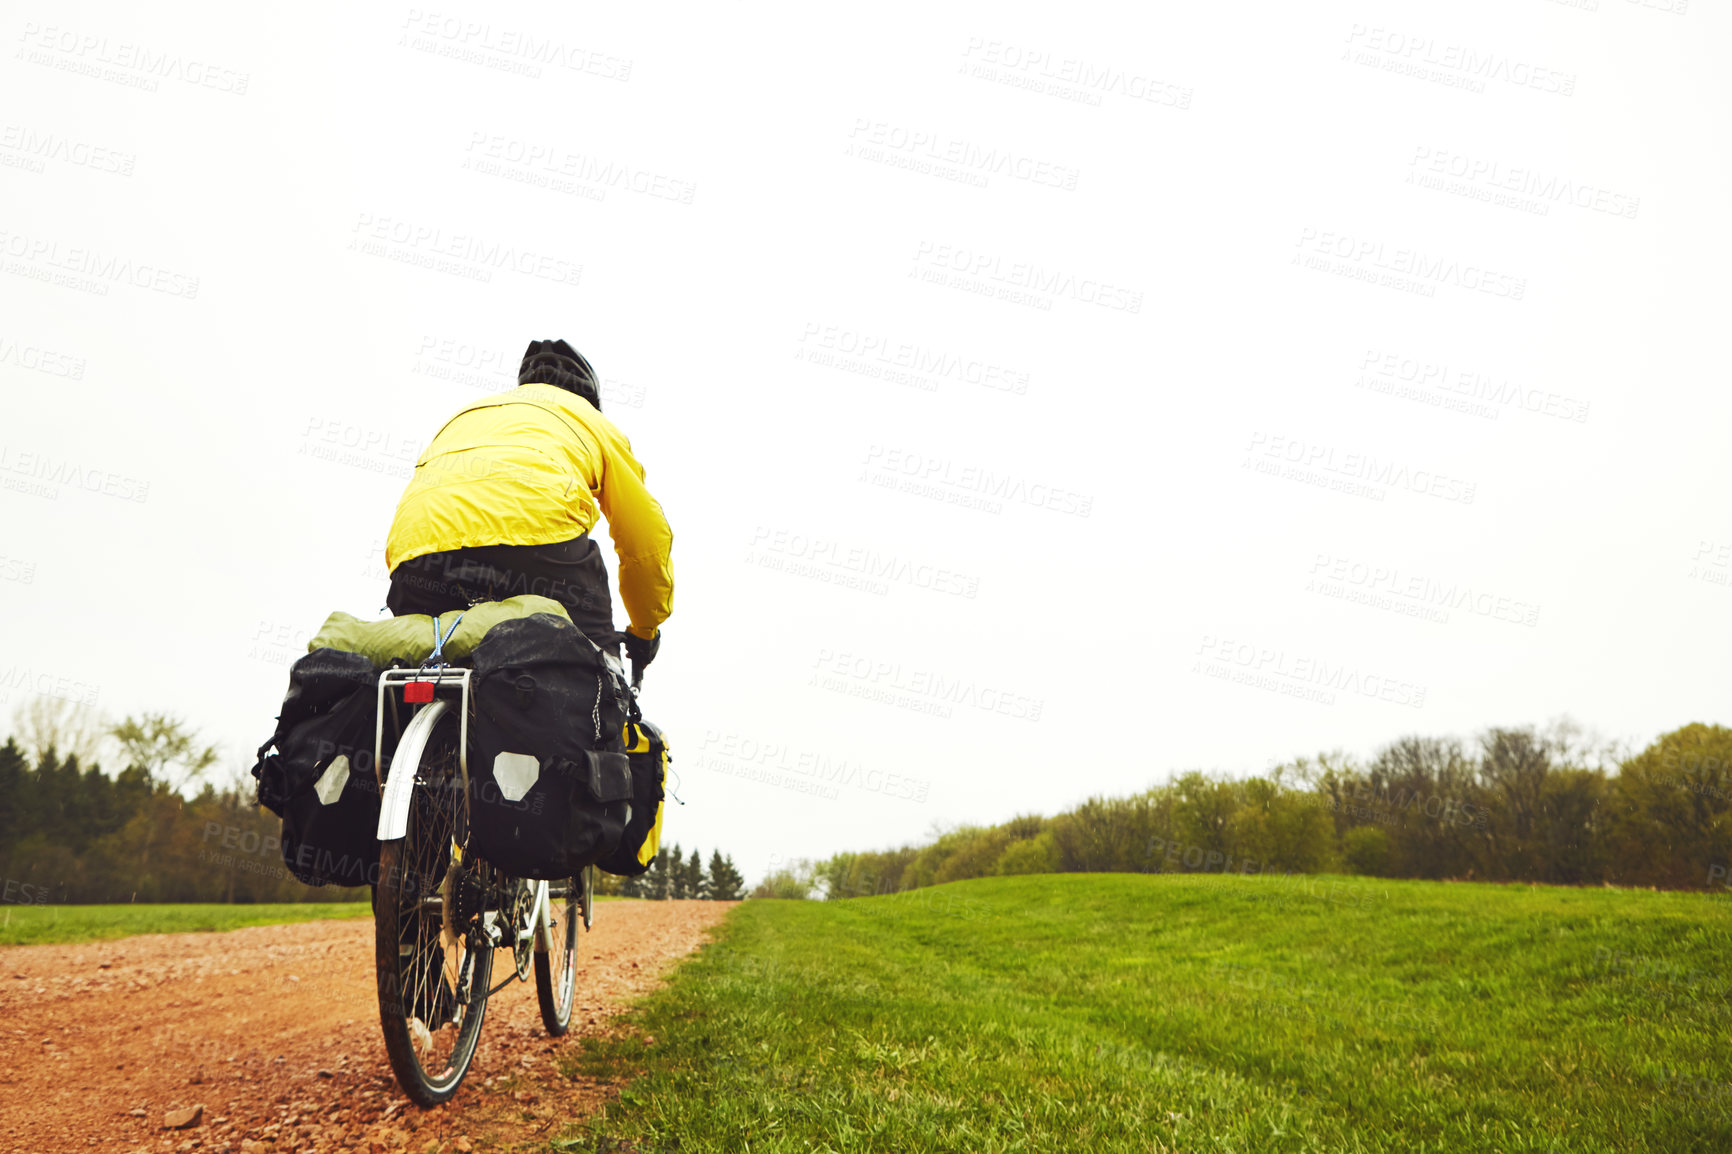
[11,697,109,767]
[1542,715,1631,774]
[1480,728,1550,834]
[1364,735,1482,878]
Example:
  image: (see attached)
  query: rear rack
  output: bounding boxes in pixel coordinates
[374,667,471,790]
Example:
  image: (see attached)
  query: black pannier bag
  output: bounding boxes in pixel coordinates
[467,613,633,879]
[251,648,385,888]
[598,720,669,878]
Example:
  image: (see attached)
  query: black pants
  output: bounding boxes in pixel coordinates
[386,536,622,656]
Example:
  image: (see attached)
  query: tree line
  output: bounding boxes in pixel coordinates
[0,707,748,904]
[599,843,746,901]
[9,710,1729,904]
[796,722,1732,900]
[0,732,332,905]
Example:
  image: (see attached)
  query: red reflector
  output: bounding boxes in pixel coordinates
[403,681,435,703]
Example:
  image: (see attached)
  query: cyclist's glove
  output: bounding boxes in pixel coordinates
[624,628,661,672]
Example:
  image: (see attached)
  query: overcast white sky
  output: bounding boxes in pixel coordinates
[2,0,1727,885]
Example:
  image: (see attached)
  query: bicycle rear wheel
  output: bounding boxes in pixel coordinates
[533,868,582,1035]
[375,702,492,1106]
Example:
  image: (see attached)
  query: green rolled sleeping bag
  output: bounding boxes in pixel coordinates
[306,594,572,667]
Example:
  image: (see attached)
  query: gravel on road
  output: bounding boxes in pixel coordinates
[0,899,732,1152]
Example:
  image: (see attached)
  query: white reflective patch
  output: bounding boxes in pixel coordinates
[494,752,541,802]
[313,755,350,806]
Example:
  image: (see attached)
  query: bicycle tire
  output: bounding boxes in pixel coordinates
[533,869,581,1035]
[375,703,492,1106]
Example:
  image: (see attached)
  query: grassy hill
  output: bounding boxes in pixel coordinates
[567,873,1732,1153]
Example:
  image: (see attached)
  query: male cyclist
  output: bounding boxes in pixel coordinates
[383,339,672,672]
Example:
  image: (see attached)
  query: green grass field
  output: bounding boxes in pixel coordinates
[0,900,371,946]
[566,874,1732,1153]
[0,893,632,947]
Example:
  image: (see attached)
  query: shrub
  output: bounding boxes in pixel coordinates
[1342,826,1391,876]
[751,861,818,900]
[995,831,1058,875]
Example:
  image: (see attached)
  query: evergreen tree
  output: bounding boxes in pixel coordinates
[706,850,745,900]
[669,844,691,899]
[0,738,27,861]
[681,846,705,900]
[648,846,672,900]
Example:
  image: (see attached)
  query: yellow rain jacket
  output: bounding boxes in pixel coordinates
[385,383,673,639]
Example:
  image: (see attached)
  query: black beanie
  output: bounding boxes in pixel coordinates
[519,339,600,409]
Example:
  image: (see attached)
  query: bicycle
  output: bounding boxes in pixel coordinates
[367,653,637,1106]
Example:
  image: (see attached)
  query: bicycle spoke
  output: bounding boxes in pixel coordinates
[376,703,491,1104]
[534,872,580,1034]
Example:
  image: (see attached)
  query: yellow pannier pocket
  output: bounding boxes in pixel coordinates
[637,745,666,868]
[597,720,669,877]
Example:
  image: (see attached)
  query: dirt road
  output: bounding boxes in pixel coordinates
[0,900,732,1153]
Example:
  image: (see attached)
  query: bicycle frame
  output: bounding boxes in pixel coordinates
[373,666,563,953]
[374,667,471,804]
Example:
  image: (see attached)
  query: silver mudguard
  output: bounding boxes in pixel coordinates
[377,698,450,841]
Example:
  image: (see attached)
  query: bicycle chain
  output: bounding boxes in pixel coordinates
[451,860,488,928]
